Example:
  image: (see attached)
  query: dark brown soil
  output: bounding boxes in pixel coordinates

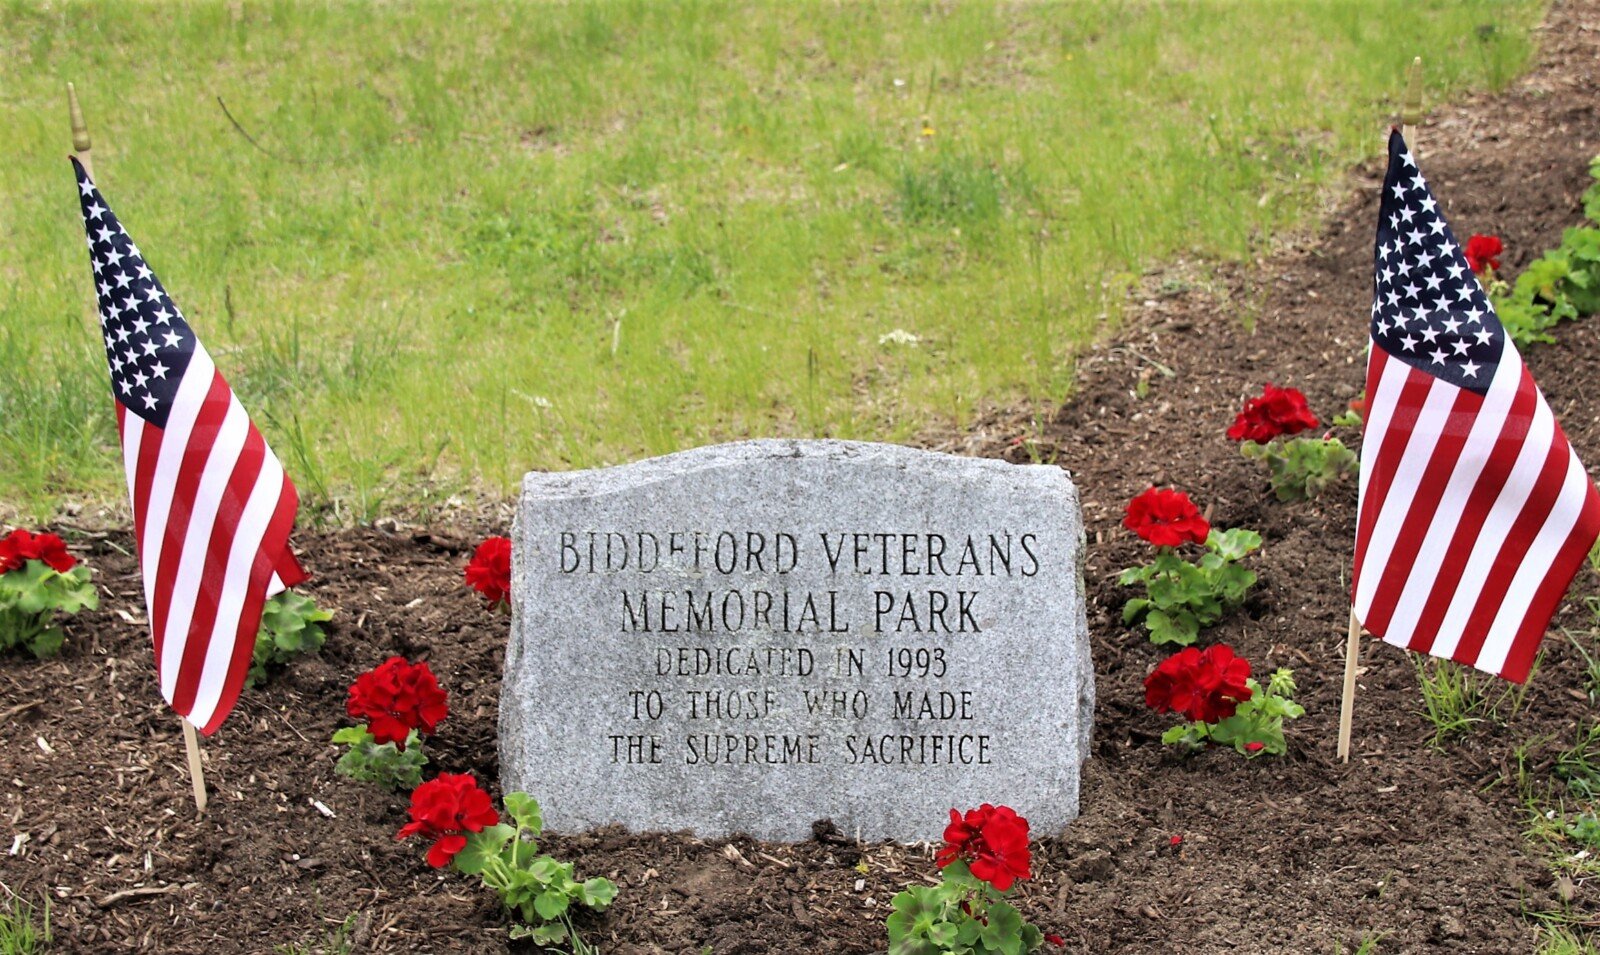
[6,2,1600,952]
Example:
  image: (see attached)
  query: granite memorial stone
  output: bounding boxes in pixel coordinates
[500,439,1093,841]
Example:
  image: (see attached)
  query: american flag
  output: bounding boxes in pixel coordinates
[1353,129,1600,683]
[72,157,305,732]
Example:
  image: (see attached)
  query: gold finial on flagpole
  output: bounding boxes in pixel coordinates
[1401,56,1423,150]
[67,82,95,179]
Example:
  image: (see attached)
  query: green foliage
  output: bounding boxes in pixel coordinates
[274,912,358,955]
[0,2,1545,519]
[1552,228,1600,314]
[1120,528,1260,645]
[1566,631,1600,705]
[1563,813,1600,851]
[1160,668,1305,757]
[0,560,97,658]
[1240,436,1359,502]
[895,152,1020,230]
[1585,155,1600,225]
[0,897,49,955]
[1537,925,1600,955]
[453,793,616,952]
[1487,161,1600,346]
[886,862,1046,955]
[332,726,427,791]
[1557,724,1600,800]
[1492,267,1577,348]
[1413,655,1535,748]
[1414,657,1488,746]
[248,591,333,687]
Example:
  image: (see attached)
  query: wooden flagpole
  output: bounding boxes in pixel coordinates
[69,82,209,813]
[1336,610,1362,761]
[182,719,209,814]
[1339,56,1423,763]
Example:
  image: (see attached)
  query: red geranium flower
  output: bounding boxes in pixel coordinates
[1143,644,1254,724]
[0,529,76,575]
[935,803,1032,891]
[396,773,499,868]
[1123,488,1210,548]
[346,656,449,748]
[1464,233,1503,275]
[465,536,512,609]
[1226,383,1319,444]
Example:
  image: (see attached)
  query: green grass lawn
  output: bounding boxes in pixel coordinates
[0,0,1544,522]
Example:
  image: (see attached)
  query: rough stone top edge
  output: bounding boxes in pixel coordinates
[519,439,1077,501]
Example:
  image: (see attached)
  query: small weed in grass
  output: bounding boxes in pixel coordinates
[895,152,1015,229]
[1538,924,1600,955]
[1414,657,1485,745]
[1340,933,1384,954]
[1567,632,1600,703]
[274,913,358,955]
[0,897,50,954]
[1413,654,1537,747]
[1557,724,1600,799]
[1563,812,1600,850]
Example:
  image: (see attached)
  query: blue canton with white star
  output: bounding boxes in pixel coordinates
[73,157,196,428]
[1372,129,1505,395]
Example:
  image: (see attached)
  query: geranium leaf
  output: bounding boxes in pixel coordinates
[889,886,943,934]
[453,823,515,876]
[579,876,618,910]
[503,879,537,910]
[954,918,983,944]
[331,725,370,746]
[27,626,65,658]
[1161,723,1208,751]
[941,860,979,889]
[533,889,569,920]
[889,938,941,955]
[1209,528,1262,561]
[929,922,959,947]
[527,854,562,883]
[1121,598,1149,623]
[979,902,1025,954]
[249,590,332,685]
[1146,610,1196,646]
[502,791,544,836]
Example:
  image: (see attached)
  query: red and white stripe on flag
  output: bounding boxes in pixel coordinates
[1353,346,1599,682]
[116,345,304,733]
[73,157,304,734]
[1353,129,1600,683]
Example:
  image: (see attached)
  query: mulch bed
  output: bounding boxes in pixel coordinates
[6,2,1600,952]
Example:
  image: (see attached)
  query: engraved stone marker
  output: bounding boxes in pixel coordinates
[500,439,1093,841]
